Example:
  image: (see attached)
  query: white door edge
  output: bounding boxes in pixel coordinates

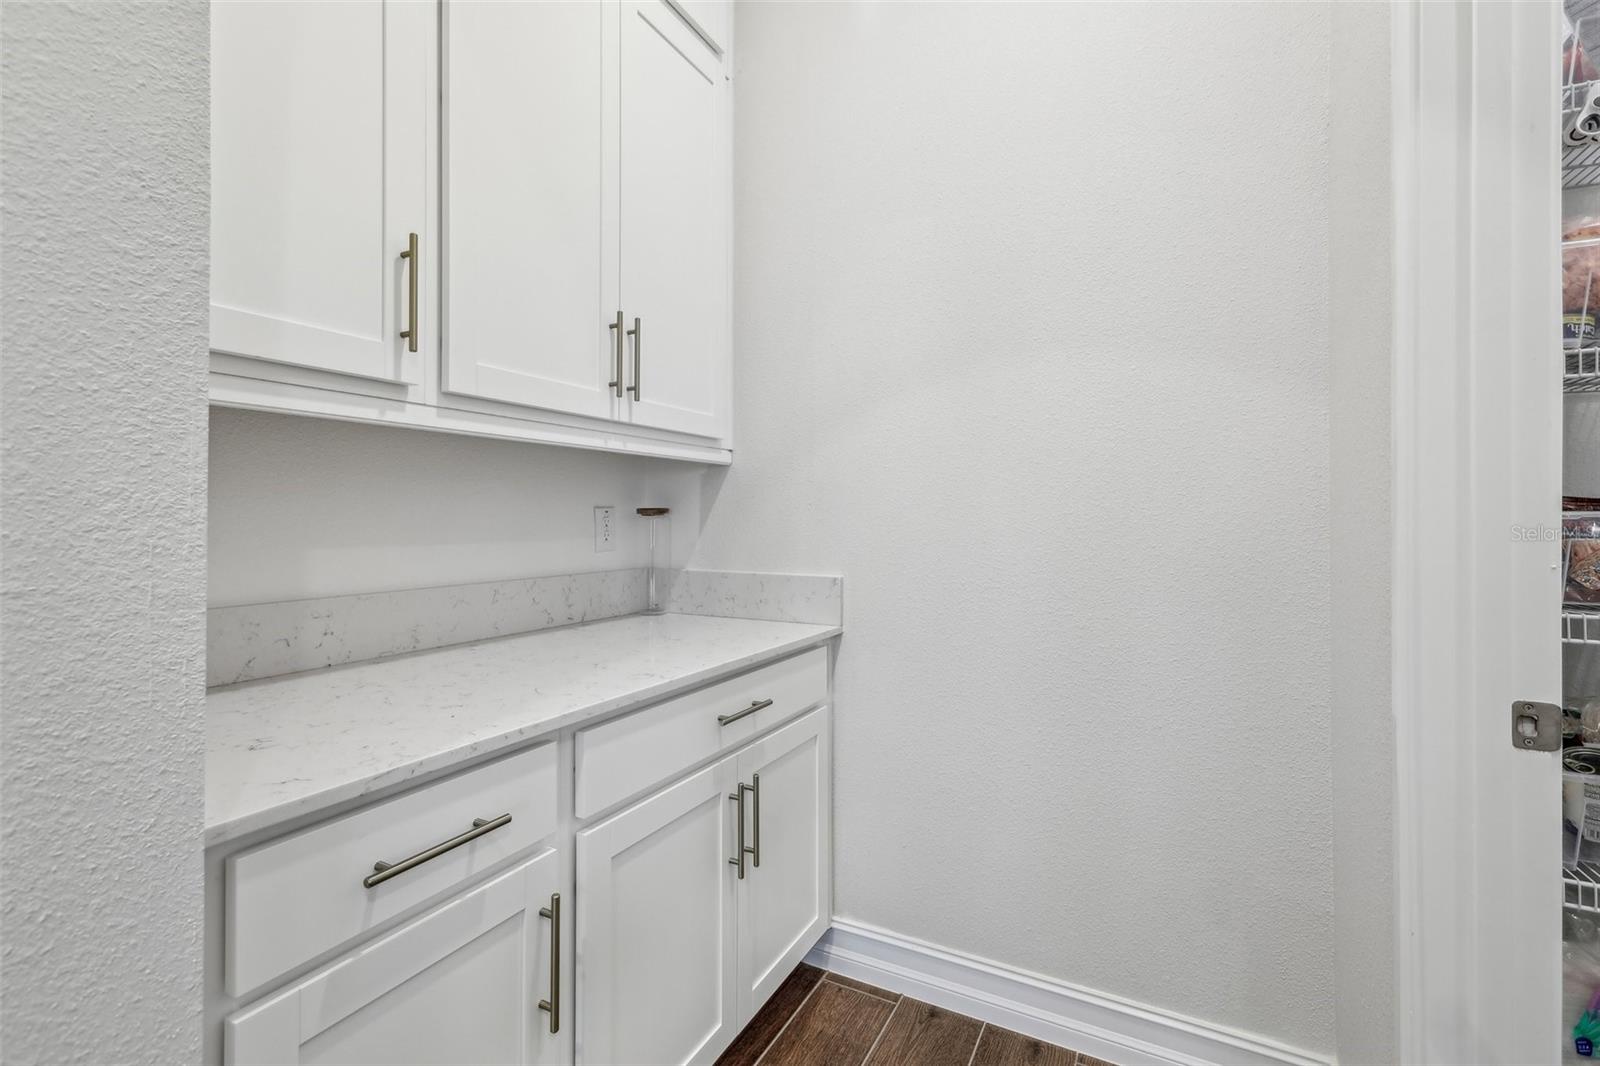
[1390,2,1563,1062]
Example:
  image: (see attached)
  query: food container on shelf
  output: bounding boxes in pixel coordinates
[1567,508,1600,609]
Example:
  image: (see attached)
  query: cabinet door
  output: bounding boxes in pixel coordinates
[441,0,618,419]
[225,850,565,1066]
[619,0,730,440]
[575,757,739,1065]
[210,0,428,383]
[734,708,829,1019]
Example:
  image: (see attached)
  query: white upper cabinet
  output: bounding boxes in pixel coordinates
[441,1,618,421]
[210,0,428,384]
[619,0,731,439]
[444,0,731,441]
[209,0,734,462]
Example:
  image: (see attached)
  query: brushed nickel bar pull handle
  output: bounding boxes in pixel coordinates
[362,812,511,889]
[538,892,560,1034]
[728,789,747,879]
[718,698,773,726]
[607,311,624,398]
[626,316,641,399]
[750,772,760,868]
[399,232,418,353]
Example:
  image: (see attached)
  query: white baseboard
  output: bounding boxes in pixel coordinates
[803,920,1331,1066]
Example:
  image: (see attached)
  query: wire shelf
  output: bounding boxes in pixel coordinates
[1570,76,1595,114]
[1566,859,1600,914]
[1569,347,1600,392]
[1564,611,1600,644]
[1568,142,1600,190]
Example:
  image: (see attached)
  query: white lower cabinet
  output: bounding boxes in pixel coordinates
[574,707,829,1066]
[574,757,741,1065]
[225,849,564,1066]
[210,659,833,1066]
[734,711,829,1019]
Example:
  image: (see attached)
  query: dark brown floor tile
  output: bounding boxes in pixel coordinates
[863,997,982,1066]
[970,1025,1077,1066]
[715,964,825,1066]
[758,977,897,1066]
[822,971,901,1002]
[1072,1055,1120,1066]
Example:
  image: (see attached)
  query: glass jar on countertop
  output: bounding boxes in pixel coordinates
[637,507,670,614]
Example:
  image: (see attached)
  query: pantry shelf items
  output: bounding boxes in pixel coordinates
[1565,14,1600,188]
[1567,78,1600,189]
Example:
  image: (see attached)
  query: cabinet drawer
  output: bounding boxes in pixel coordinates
[575,647,827,819]
[225,849,562,1066]
[226,741,556,997]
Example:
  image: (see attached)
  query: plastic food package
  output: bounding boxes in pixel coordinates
[1572,3,1600,84]
[1569,38,1599,85]
[1567,220,1600,317]
[1567,914,1600,1059]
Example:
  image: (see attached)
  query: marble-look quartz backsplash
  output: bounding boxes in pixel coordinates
[665,570,842,627]
[208,568,843,687]
[208,569,647,687]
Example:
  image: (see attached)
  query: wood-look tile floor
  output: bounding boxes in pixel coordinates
[716,964,1119,1066]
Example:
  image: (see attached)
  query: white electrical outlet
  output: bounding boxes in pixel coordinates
[594,506,617,552]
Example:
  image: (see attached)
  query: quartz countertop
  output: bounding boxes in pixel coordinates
[206,612,840,847]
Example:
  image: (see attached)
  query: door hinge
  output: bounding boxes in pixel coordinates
[1511,700,1562,751]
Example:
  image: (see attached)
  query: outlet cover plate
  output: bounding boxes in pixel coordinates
[594,506,616,552]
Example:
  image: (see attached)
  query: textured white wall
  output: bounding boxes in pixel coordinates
[1,2,209,1061]
[1327,4,1395,1063]
[209,408,705,606]
[695,1,1336,1054]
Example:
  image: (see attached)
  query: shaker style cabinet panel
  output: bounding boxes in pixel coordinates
[224,850,565,1066]
[440,1,618,420]
[574,758,741,1066]
[618,0,731,439]
[208,0,734,461]
[225,741,557,998]
[210,0,428,384]
[734,709,829,1020]
[572,701,829,1066]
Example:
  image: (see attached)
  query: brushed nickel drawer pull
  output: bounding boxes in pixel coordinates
[607,312,624,398]
[538,892,560,1034]
[728,787,750,879]
[362,813,512,889]
[750,772,761,868]
[399,232,418,353]
[626,316,641,400]
[718,698,773,726]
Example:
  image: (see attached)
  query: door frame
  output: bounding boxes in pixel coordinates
[1391,1,1563,1061]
